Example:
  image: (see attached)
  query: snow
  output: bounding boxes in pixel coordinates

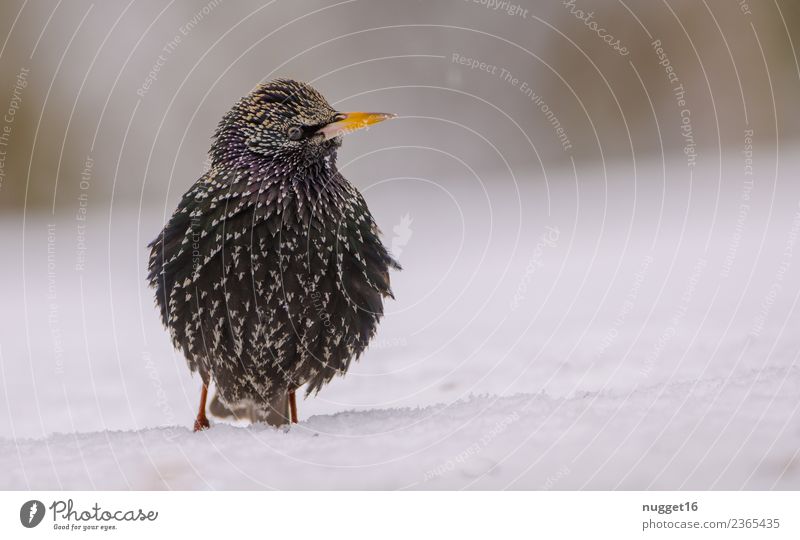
[2,155,800,489]
[3,367,799,490]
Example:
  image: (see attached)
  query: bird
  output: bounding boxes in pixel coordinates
[147,79,399,430]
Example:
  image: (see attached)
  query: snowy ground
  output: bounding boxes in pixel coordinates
[2,155,800,489]
[2,370,799,490]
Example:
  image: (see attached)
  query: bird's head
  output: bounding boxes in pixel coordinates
[211,78,395,172]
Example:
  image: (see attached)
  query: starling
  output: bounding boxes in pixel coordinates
[147,79,399,430]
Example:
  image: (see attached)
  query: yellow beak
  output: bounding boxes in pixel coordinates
[316,112,397,141]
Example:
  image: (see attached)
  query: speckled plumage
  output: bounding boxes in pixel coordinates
[148,79,398,422]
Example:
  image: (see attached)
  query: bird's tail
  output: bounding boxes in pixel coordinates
[209,390,290,427]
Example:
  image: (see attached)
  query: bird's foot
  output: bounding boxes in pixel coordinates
[193,415,210,432]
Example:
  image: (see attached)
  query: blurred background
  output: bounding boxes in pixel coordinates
[1,0,799,209]
[2,0,800,488]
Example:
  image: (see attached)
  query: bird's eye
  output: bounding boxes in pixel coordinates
[287,126,303,141]
[332,113,346,122]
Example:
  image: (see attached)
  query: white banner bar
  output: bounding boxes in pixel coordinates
[1,491,797,539]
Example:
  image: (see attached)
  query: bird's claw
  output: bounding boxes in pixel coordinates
[193,416,210,432]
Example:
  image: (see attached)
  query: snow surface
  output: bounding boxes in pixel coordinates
[2,367,799,490]
[3,157,800,489]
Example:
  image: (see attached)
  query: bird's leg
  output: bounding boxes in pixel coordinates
[193,383,210,432]
[288,390,298,424]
